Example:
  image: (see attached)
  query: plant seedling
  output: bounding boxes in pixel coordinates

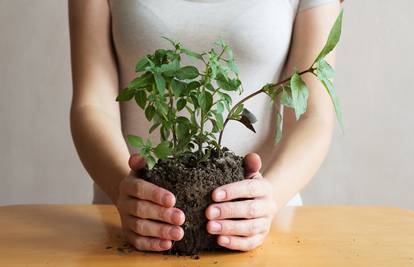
[117,11,344,169]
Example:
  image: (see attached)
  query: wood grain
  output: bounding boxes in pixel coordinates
[0,205,413,266]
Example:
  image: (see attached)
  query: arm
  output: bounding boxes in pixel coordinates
[264,1,339,209]
[68,0,128,203]
[205,2,341,251]
[68,0,184,251]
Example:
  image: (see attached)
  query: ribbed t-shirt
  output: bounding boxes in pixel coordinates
[93,0,338,204]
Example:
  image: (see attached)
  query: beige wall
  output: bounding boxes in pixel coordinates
[0,1,413,208]
[0,0,92,204]
[303,0,414,209]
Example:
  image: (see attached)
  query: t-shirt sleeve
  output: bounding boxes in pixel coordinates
[298,0,339,12]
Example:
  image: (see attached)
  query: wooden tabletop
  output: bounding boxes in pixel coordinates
[1,205,413,266]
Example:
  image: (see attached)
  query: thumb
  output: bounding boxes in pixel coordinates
[128,154,147,172]
[243,153,262,178]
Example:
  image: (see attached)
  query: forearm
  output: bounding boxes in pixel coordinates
[264,117,333,209]
[70,105,130,203]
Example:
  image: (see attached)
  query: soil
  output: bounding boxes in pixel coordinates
[138,148,245,255]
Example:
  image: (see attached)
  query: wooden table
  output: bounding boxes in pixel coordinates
[1,205,413,266]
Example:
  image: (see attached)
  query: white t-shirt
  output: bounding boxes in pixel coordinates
[93,0,338,205]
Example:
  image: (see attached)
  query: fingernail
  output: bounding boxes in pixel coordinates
[162,194,174,206]
[160,240,171,249]
[219,236,230,245]
[210,222,222,232]
[215,190,226,201]
[209,207,220,219]
[169,227,182,240]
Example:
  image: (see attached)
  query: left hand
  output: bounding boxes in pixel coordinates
[205,153,278,251]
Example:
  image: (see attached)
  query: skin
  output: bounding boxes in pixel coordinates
[69,0,340,252]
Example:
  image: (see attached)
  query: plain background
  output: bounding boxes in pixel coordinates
[1,0,413,209]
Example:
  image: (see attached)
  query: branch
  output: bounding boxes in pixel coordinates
[218,66,315,145]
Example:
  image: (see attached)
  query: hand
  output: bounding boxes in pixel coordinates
[116,154,185,251]
[205,153,277,251]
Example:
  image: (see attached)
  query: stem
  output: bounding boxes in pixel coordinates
[167,82,177,147]
[218,67,315,145]
[197,63,211,153]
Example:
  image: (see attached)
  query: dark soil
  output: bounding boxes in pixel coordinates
[138,148,245,255]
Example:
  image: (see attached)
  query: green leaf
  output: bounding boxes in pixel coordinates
[198,91,213,113]
[213,111,224,129]
[116,88,135,102]
[205,82,215,92]
[176,116,190,125]
[211,119,219,133]
[290,72,309,120]
[128,72,153,89]
[155,101,169,117]
[127,135,144,148]
[316,71,344,129]
[314,10,344,64]
[175,66,199,80]
[149,122,161,133]
[159,59,180,77]
[280,86,294,108]
[232,103,244,119]
[225,46,234,60]
[186,81,201,92]
[176,116,190,139]
[177,98,186,111]
[135,90,147,109]
[153,141,172,159]
[215,101,224,113]
[154,72,166,95]
[274,111,283,144]
[145,105,156,121]
[214,38,227,48]
[146,154,157,170]
[135,57,149,72]
[171,79,186,97]
[227,59,239,74]
[190,111,199,128]
[154,49,167,65]
[160,125,170,140]
[145,56,155,69]
[209,60,218,78]
[234,108,257,133]
[218,92,232,110]
[317,59,335,79]
[241,108,257,124]
[216,73,241,91]
[181,48,203,60]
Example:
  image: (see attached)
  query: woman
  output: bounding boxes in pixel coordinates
[69,0,340,252]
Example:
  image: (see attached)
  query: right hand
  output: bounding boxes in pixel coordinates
[116,154,185,251]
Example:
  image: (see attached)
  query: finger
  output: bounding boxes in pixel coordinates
[217,234,265,251]
[121,177,175,207]
[125,230,172,251]
[212,177,267,202]
[206,199,275,220]
[127,216,184,241]
[244,153,262,178]
[207,217,269,236]
[129,154,147,171]
[125,198,185,225]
